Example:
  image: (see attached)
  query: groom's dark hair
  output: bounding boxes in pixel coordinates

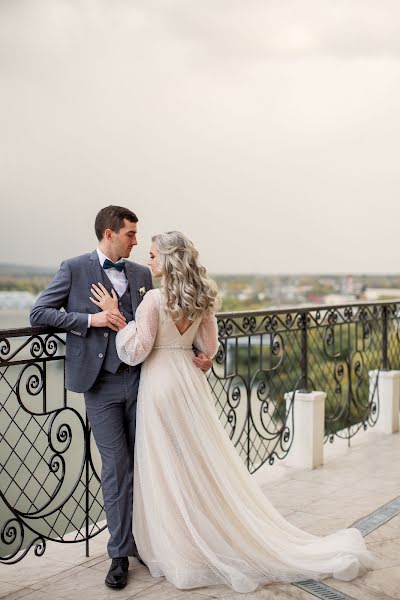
[95,205,138,240]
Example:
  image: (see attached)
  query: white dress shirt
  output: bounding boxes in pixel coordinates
[96,248,128,297]
[88,248,128,327]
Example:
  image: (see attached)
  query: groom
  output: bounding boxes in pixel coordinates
[30,206,212,589]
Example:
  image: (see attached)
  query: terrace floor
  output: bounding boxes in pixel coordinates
[1,429,400,600]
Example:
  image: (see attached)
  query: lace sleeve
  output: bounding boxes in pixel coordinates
[115,290,159,366]
[193,312,219,358]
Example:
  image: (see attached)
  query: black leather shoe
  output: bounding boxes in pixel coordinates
[105,557,129,589]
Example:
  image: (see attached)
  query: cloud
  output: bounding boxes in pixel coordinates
[2,0,400,78]
[134,0,400,59]
[1,1,400,273]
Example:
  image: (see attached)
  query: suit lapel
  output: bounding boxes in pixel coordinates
[124,261,140,315]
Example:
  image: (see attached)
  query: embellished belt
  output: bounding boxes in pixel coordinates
[153,345,193,350]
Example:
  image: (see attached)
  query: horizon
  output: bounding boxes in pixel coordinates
[2,261,400,278]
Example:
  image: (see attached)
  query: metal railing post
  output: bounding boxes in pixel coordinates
[300,311,310,393]
[382,305,389,370]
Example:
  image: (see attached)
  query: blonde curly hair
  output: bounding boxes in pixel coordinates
[152,231,220,322]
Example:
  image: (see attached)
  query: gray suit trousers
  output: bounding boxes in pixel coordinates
[84,366,141,558]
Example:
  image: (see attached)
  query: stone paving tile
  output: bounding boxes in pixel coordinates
[285,510,349,536]
[365,550,400,571]
[84,555,110,572]
[0,583,25,599]
[263,478,339,503]
[0,557,74,588]
[327,564,400,599]
[349,476,400,495]
[3,591,66,600]
[263,481,337,515]
[0,590,37,600]
[194,588,308,600]
[29,567,153,600]
[279,467,367,488]
[274,586,317,600]
[40,541,106,566]
[186,583,282,598]
[79,553,109,569]
[298,496,392,522]
[133,580,216,599]
[28,565,89,590]
[131,581,303,600]
[367,537,400,566]
[323,577,396,600]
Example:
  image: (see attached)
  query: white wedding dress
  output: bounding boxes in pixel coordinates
[116,289,373,593]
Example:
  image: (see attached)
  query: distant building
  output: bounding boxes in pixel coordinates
[307,295,323,303]
[323,294,357,305]
[363,288,400,301]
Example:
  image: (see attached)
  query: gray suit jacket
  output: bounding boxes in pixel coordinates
[30,250,153,393]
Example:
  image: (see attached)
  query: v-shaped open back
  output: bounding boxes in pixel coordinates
[172,318,196,336]
[150,290,203,346]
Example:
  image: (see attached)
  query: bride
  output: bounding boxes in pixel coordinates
[90,231,373,594]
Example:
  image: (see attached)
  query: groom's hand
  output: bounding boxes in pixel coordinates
[91,310,126,332]
[193,352,212,373]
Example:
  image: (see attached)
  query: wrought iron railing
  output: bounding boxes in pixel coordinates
[0,326,105,564]
[1,300,399,563]
[213,301,400,470]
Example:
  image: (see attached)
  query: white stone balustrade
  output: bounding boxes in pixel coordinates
[369,369,400,434]
[284,390,326,470]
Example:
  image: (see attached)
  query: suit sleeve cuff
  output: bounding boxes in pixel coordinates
[75,312,89,337]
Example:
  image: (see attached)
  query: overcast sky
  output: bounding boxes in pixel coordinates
[1,0,400,274]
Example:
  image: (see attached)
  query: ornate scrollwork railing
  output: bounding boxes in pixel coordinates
[0,327,105,564]
[1,300,399,562]
[210,300,400,472]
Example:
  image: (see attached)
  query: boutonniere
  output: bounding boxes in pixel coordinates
[138,286,146,298]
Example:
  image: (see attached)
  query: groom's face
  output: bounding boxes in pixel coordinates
[111,219,138,259]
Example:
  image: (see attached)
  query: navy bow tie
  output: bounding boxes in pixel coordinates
[103,258,125,272]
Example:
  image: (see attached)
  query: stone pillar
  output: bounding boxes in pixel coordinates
[284,390,326,469]
[369,370,400,434]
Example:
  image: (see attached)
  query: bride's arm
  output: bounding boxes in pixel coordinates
[115,290,159,366]
[193,312,219,359]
